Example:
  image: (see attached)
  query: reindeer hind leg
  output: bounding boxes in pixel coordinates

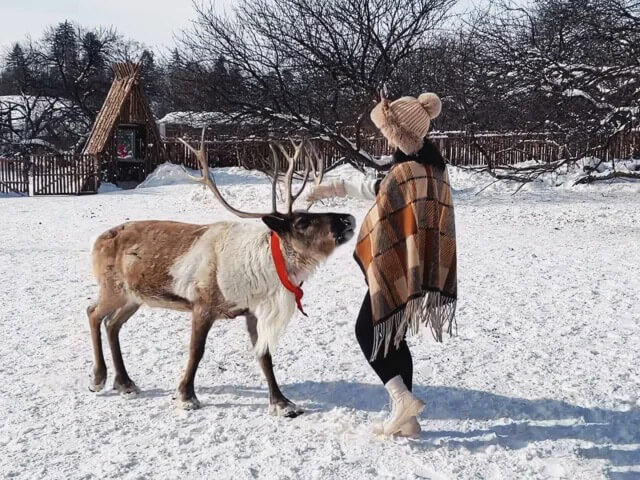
[176,304,216,410]
[105,303,140,397]
[87,298,124,392]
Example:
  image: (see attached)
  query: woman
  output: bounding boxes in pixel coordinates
[307,92,457,437]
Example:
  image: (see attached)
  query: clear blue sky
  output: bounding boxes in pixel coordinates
[0,0,479,54]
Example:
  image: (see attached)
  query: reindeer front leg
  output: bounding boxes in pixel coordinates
[176,304,216,410]
[246,314,303,418]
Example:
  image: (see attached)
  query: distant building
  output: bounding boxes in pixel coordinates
[157,111,260,139]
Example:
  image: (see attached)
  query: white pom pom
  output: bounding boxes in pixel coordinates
[418,92,442,119]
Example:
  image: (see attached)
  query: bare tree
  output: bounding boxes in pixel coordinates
[0,21,153,153]
[442,0,640,186]
[0,94,79,154]
[476,0,639,142]
[177,0,455,169]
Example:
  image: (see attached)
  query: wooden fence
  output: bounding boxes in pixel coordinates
[432,132,566,166]
[165,137,366,174]
[165,138,271,171]
[31,154,100,195]
[2,129,637,197]
[0,154,99,196]
[588,129,640,161]
[163,132,567,172]
[0,158,29,195]
[163,129,640,172]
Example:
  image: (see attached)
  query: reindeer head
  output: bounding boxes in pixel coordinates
[179,130,356,263]
[262,210,355,262]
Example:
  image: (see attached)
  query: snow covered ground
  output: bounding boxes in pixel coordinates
[1,164,639,479]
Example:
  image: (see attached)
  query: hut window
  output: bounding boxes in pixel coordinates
[116,129,136,160]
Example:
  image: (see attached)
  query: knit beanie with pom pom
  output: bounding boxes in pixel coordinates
[370,92,442,155]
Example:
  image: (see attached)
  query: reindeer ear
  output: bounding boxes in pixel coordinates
[262,214,291,234]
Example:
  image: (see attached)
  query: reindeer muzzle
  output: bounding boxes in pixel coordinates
[332,214,356,245]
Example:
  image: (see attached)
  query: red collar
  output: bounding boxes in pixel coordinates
[270,232,308,317]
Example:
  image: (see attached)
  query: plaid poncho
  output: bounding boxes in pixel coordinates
[354,160,457,359]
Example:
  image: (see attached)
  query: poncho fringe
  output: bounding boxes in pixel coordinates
[371,290,457,360]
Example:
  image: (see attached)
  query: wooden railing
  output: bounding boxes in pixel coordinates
[0,154,99,196]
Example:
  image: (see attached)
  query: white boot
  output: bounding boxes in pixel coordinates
[382,376,425,436]
[372,416,421,438]
[372,390,422,438]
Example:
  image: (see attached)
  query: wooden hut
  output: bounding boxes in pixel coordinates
[83,62,165,186]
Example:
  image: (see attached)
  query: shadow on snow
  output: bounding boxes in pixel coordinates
[224,380,640,477]
[94,379,639,477]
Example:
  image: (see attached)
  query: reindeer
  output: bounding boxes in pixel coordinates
[87,131,355,417]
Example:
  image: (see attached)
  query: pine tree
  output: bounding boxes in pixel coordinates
[140,49,160,101]
[50,21,79,84]
[5,44,31,92]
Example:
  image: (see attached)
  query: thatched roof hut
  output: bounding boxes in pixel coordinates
[83,62,165,184]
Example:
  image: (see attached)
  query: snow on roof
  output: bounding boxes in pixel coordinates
[0,95,72,113]
[0,95,75,128]
[157,111,244,127]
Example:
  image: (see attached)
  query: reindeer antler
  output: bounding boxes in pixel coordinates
[181,129,315,217]
[380,82,389,101]
[272,138,311,214]
[304,139,326,211]
[179,127,275,218]
[306,140,325,186]
[268,143,279,213]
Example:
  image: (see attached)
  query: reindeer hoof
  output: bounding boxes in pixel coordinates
[269,402,304,418]
[88,378,106,393]
[176,396,201,410]
[114,379,140,397]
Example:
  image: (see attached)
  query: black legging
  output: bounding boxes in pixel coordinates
[355,292,413,390]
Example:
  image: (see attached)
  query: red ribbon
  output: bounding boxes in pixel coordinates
[270,232,308,317]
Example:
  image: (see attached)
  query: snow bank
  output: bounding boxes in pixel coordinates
[136,157,639,198]
[448,158,640,195]
[326,157,640,197]
[139,162,370,191]
[137,162,274,189]
[0,191,24,198]
[97,182,121,193]
[136,163,202,188]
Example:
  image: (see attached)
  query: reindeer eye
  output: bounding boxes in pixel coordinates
[295,217,312,229]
